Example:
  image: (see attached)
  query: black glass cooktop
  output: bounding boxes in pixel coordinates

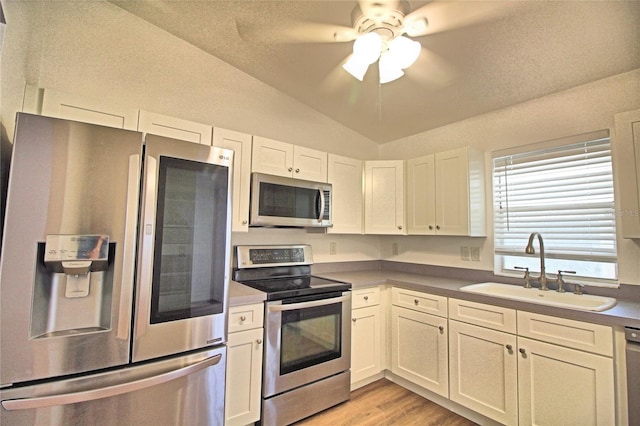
[237,276,351,300]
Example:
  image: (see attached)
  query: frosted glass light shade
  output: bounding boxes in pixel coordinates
[342,55,370,81]
[388,36,421,69]
[353,32,383,64]
[379,51,404,84]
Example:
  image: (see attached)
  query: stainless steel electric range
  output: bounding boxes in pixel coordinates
[233,245,351,426]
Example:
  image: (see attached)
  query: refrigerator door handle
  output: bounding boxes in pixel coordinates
[135,155,158,338]
[1,353,222,411]
[117,154,141,340]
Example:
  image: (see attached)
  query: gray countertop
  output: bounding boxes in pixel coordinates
[229,269,640,328]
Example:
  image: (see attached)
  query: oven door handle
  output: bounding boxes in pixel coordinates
[268,295,349,312]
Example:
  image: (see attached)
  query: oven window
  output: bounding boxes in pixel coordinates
[280,301,342,375]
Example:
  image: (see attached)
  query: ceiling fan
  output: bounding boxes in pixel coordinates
[236,0,517,85]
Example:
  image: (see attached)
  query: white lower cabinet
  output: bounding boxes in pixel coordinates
[225,304,264,426]
[351,287,383,386]
[390,288,448,397]
[517,311,616,426]
[448,298,518,425]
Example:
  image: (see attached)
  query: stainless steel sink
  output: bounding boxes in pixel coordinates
[460,282,617,312]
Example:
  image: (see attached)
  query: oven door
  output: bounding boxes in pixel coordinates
[263,291,351,397]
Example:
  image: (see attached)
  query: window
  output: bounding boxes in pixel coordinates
[493,130,618,286]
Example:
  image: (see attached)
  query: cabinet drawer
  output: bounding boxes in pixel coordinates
[391,287,447,317]
[229,303,264,333]
[352,287,381,309]
[449,298,516,334]
[517,311,613,356]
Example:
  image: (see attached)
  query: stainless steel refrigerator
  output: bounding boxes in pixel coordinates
[0,113,233,425]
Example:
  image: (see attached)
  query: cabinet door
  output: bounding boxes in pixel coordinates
[351,305,382,384]
[225,327,264,426]
[390,305,448,397]
[406,154,436,235]
[517,336,615,426]
[364,160,405,234]
[327,154,363,234]
[41,88,138,130]
[138,110,212,145]
[434,147,470,235]
[213,128,252,232]
[613,109,640,238]
[251,136,294,177]
[449,320,518,426]
[293,146,327,182]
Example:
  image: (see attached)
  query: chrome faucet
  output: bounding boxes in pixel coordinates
[525,232,548,291]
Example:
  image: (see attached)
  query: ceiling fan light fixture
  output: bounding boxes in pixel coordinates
[352,32,383,64]
[388,36,421,69]
[342,55,370,81]
[379,51,404,84]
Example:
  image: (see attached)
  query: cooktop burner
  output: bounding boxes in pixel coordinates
[237,276,351,301]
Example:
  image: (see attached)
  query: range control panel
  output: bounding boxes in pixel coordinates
[235,245,312,269]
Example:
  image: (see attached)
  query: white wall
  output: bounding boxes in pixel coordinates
[378,70,640,286]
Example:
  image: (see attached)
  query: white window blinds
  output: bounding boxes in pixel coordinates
[493,133,618,285]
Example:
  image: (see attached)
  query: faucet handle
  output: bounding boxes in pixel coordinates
[515,266,531,288]
[556,270,576,293]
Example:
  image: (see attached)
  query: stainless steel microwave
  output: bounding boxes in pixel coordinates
[250,173,332,227]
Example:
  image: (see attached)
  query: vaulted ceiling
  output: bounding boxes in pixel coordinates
[111,0,640,144]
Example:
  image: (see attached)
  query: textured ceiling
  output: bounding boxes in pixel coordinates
[110,0,640,144]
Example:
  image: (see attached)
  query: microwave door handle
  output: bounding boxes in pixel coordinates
[317,189,324,222]
[268,295,349,312]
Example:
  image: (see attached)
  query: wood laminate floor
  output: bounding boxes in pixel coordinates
[295,379,478,426]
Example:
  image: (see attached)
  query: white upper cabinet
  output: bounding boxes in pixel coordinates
[407,147,485,236]
[137,110,212,145]
[39,88,138,130]
[251,136,327,182]
[327,154,363,234]
[213,127,252,232]
[364,160,405,234]
[614,109,640,238]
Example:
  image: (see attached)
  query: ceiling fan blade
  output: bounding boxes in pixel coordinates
[358,0,403,16]
[405,46,458,89]
[404,1,521,37]
[236,18,357,44]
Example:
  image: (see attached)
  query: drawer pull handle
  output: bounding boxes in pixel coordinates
[240,315,246,322]
[363,296,369,301]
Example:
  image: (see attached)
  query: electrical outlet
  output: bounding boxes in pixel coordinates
[470,247,480,261]
[392,243,399,255]
[461,246,470,261]
[329,242,337,255]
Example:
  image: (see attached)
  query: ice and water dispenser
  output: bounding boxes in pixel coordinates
[30,234,114,338]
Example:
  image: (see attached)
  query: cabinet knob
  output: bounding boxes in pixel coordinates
[414,299,419,305]
[436,225,441,230]
[288,167,293,172]
[240,315,246,322]
[519,348,526,355]
[506,344,513,352]
[398,225,403,230]
[363,296,369,301]
[256,339,262,345]
[352,318,357,323]
[428,225,434,230]
[242,220,248,225]
[438,326,444,333]
[295,168,300,173]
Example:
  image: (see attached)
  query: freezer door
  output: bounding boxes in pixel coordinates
[132,134,233,362]
[0,114,143,386]
[0,346,226,426]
